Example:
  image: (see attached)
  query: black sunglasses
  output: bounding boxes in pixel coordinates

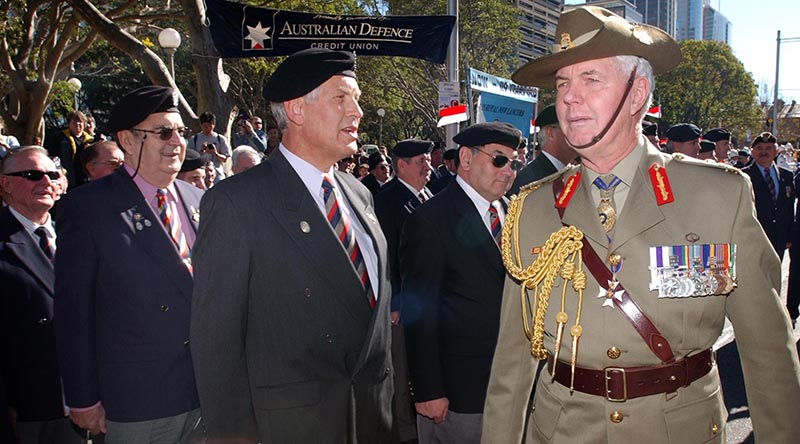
[474,148,524,171]
[4,170,61,181]
[131,127,190,141]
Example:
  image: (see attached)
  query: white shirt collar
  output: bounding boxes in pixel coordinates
[8,205,55,240]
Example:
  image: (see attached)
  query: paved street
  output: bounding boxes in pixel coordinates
[714,252,800,443]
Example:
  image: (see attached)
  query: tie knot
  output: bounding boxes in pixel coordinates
[488,205,499,216]
[156,188,168,198]
[34,226,49,238]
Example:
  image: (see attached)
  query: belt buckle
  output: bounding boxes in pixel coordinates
[604,367,627,402]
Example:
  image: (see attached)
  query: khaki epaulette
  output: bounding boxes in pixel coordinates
[671,153,741,175]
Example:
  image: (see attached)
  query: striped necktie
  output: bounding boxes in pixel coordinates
[156,189,192,273]
[764,167,776,201]
[488,204,502,247]
[34,227,55,262]
[321,175,375,308]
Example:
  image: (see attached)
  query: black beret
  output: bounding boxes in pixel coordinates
[263,48,356,102]
[702,128,731,142]
[752,132,777,146]
[392,139,434,158]
[180,148,204,172]
[665,123,701,142]
[107,86,179,133]
[453,122,523,150]
[699,139,715,153]
[642,120,658,136]
[367,152,387,170]
[442,148,458,160]
[535,104,558,128]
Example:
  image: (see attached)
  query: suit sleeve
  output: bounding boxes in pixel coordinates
[480,224,537,443]
[190,186,258,442]
[726,173,800,444]
[399,209,447,402]
[54,195,102,408]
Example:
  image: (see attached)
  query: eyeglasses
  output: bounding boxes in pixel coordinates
[474,148,523,171]
[3,170,61,181]
[91,159,124,168]
[131,127,190,141]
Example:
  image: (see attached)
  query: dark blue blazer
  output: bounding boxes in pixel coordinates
[508,152,558,196]
[743,162,795,255]
[54,168,203,422]
[0,206,65,421]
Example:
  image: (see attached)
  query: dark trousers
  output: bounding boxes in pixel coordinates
[16,417,84,444]
[787,239,800,320]
[391,323,417,442]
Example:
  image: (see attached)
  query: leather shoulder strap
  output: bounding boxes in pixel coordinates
[553,179,675,363]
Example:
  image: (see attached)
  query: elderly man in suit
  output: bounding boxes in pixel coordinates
[482,6,800,444]
[509,104,576,195]
[1,146,82,444]
[191,48,394,444]
[742,132,795,257]
[54,86,203,443]
[400,122,523,444]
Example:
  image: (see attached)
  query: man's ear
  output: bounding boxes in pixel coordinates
[285,99,304,126]
[459,147,473,172]
[630,76,651,117]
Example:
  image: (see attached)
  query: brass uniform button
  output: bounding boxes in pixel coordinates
[609,411,624,423]
[711,423,719,434]
[607,346,621,359]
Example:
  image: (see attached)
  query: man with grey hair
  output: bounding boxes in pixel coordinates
[230,145,262,175]
[1,146,82,444]
[191,48,393,443]
[483,6,800,444]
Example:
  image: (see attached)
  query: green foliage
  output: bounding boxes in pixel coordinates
[656,40,762,143]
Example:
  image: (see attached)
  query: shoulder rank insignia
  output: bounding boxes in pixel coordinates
[648,163,674,205]
[555,171,581,209]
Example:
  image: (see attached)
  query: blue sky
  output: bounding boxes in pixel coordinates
[564,0,799,102]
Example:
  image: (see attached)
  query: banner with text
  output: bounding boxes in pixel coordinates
[468,68,538,102]
[477,92,534,140]
[206,0,456,64]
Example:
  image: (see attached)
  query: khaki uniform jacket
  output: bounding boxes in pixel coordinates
[482,139,800,444]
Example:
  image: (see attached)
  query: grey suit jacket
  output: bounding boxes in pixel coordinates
[191,149,394,444]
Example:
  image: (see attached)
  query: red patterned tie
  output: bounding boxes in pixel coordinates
[764,167,776,201]
[322,175,375,308]
[156,189,192,273]
[488,205,502,247]
[34,227,55,262]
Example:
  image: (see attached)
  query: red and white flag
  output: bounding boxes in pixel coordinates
[646,104,661,118]
[437,104,468,127]
[530,117,536,134]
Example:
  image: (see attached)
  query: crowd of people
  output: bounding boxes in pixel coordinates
[2,5,800,444]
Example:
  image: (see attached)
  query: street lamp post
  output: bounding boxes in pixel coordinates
[377,108,386,146]
[67,77,82,110]
[158,28,181,79]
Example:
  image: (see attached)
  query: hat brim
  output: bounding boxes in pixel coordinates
[512,13,681,88]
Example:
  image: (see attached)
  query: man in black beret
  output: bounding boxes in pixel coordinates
[734,147,751,168]
[703,127,733,163]
[509,104,576,195]
[177,148,207,191]
[53,85,203,442]
[191,48,394,444]
[642,120,660,147]
[665,122,702,157]
[361,151,391,196]
[698,139,716,161]
[374,138,434,444]
[399,122,521,444]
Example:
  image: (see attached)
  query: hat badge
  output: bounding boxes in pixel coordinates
[170,89,179,107]
[559,33,573,52]
[631,25,653,45]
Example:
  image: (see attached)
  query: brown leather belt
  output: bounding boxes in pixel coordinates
[548,349,714,402]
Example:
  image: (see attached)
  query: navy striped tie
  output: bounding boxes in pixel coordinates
[322,175,375,308]
[488,205,501,246]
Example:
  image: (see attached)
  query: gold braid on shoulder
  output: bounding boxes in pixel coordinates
[501,186,587,389]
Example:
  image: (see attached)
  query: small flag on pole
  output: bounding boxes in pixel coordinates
[530,117,536,134]
[437,104,468,127]
[646,104,661,118]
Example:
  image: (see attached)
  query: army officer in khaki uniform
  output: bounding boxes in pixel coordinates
[481,6,800,444]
